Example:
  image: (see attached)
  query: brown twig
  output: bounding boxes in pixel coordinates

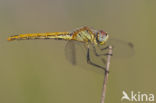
[100,46,112,103]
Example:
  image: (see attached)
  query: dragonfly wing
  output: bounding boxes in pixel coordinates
[104,38,135,58]
[64,40,86,65]
[64,40,106,74]
[64,40,76,65]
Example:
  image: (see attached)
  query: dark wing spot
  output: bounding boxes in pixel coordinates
[128,42,134,48]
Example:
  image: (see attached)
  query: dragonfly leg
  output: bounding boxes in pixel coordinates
[101,46,109,50]
[92,45,113,56]
[87,46,109,73]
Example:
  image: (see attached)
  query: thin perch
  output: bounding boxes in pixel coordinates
[100,45,112,103]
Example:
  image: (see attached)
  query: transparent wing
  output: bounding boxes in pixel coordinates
[64,40,106,74]
[64,40,76,65]
[64,38,134,74]
[65,40,83,65]
[99,38,135,58]
[64,40,86,65]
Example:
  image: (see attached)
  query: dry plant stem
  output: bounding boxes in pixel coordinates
[100,46,112,103]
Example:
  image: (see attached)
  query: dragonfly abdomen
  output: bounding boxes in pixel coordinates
[8,32,72,41]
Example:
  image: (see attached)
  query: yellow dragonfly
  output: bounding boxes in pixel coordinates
[8,26,134,72]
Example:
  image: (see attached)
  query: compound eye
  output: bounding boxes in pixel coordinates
[99,30,107,36]
[98,31,107,41]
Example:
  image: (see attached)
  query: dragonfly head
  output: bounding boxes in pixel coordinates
[96,30,109,45]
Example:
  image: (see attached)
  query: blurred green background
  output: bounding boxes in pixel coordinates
[0,0,156,103]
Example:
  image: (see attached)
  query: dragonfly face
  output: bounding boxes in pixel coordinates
[96,30,109,45]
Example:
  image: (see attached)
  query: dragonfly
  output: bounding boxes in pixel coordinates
[7,26,134,73]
